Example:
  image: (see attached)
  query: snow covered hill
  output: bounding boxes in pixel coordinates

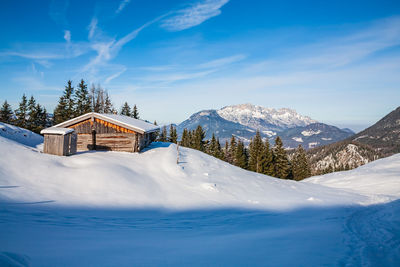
[0,122,43,148]
[0,135,371,209]
[0,128,398,209]
[1,127,400,266]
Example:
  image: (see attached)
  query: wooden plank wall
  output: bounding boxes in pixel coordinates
[43,134,65,156]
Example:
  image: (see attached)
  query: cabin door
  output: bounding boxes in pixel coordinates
[91,129,96,150]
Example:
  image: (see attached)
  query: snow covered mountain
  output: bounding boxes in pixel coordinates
[178,104,353,148]
[1,124,400,266]
[217,104,317,131]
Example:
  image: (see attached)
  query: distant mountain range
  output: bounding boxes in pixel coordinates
[177,104,354,149]
[308,106,400,174]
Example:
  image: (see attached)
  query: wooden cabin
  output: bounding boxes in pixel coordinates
[41,127,77,156]
[43,112,159,154]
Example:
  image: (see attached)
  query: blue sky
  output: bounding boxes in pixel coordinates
[1,0,400,131]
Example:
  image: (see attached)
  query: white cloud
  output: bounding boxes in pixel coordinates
[105,67,127,84]
[197,54,246,69]
[64,30,71,43]
[88,18,98,40]
[161,0,229,31]
[116,0,131,14]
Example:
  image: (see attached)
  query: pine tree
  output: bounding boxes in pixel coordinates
[223,141,230,162]
[169,125,178,144]
[180,128,190,147]
[272,136,291,179]
[234,140,248,169]
[207,133,220,158]
[54,80,75,124]
[0,100,13,124]
[292,145,311,180]
[104,91,114,114]
[74,79,91,116]
[14,94,28,127]
[248,130,265,173]
[26,96,37,131]
[120,102,131,116]
[132,104,139,119]
[215,137,223,159]
[262,140,274,176]
[228,136,237,164]
[193,125,206,151]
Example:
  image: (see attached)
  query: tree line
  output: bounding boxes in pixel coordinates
[157,125,312,181]
[0,79,141,133]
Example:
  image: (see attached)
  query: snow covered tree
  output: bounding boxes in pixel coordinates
[74,79,91,116]
[292,145,311,181]
[168,125,178,144]
[0,100,13,124]
[132,104,139,119]
[272,136,291,179]
[120,102,131,116]
[14,94,28,127]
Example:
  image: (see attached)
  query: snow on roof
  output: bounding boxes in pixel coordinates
[98,113,159,133]
[41,127,75,135]
[54,112,159,133]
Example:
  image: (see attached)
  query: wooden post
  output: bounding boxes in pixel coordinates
[177,143,179,164]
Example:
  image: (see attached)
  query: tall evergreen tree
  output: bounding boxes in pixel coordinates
[27,96,37,131]
[0,100,13,124]
[132,104,139,119]
[262,140,274,176]
[248,130,265,173]
[54,80,75,124]
[14,94,28,127]
[223,141,230,162]
[234,140,248,169]
[180,128,190,147]
[228,136,237,164]
[272,136,291,179]
[75,79,91,116]
[169,125,178,144]
[292,145,311,181]
[193,125,206,151]
[120,102,131,116]
[104,91,114,114]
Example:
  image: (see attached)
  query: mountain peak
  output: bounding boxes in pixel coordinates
[217,104,317,130]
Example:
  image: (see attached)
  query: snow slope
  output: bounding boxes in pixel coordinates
[0,122,43,148]
[0,135,370,209]
[304,154,400,202]
[1,127,400,266]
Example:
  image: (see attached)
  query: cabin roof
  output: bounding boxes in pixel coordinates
[54,112,159,134]
[41,127,75,135]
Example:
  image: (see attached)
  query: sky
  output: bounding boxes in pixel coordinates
[1,0,400,132]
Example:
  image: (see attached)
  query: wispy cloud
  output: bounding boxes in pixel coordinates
[88,18,98,40]
[161,0,229,31]
[105,67,127,84]
[83,14,167,81]
[116,0,131,14]
[197,54,246,69]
